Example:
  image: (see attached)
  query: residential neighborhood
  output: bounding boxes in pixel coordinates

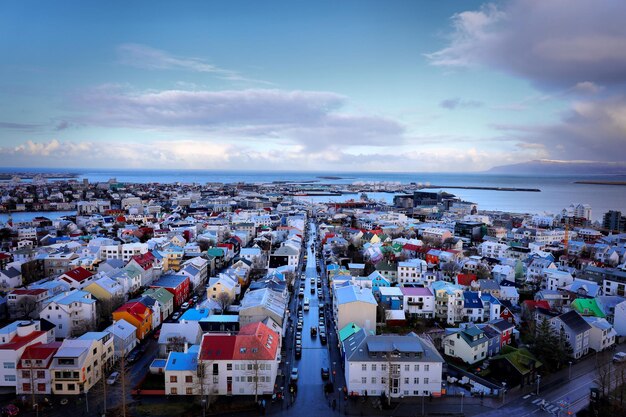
[0,178,624,417]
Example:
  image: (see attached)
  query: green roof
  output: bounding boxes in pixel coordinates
[571,298,605,318]
[207,248,225,257]
[339,322,361,341]
[143,287,174,304]
[492,346,542,375]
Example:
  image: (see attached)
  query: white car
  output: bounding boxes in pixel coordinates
[106,371,120,385]
[613,352,626,363]
[181,302,190,310]
[290,367,299,381]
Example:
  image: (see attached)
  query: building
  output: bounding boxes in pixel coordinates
[400,287,435,319]
[0,321,49,388]
[334,284,377,334]
[112,300,153,340]
[39,290,97,339]
[142,287,175,322]
[603,210,626,232]
[343,330,444,398]
[442,325,489,364]
[150,274,190,309]
[50,338,102,395]
[58,267,96,290]
[105,319,138,358]
[166,322,281,396]
[583,317,616,352]
[549,310,591,360]
[16,341,62,395]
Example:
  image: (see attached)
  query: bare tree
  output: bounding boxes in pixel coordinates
[166,335,187,356]
[195,361,217,413]
[71,316,97,337]
[11,296,39,319]
[216,292,233,314]
[97,294,126,326]
[441,261,461,278]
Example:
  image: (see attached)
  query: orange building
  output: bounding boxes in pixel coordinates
[112,301,152,340]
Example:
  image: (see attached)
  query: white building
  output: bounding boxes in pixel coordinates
[442,325,489,364]
[583,317,616,352]
[0,321,49,388]
[39,290,97,339]
[343,330,444,398]
[397,259,427,285]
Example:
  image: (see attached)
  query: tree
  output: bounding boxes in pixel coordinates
[195,361,217,413]
[71,316,97,337]
[441,261,461,278]
[166,335,187,356]
[97,294,126,327]
[216,292,233,314]
[476,263,492,280]
[530,317,572,372]
[11,296,39,319]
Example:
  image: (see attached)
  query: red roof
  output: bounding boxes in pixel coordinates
[116,301,150,317]
[457,273,478,286]
[0,253,11,260]
[10,289,47,296]
[17,342,62,368]
[0,330,46,351]
[199,322,279,361]
[131,252,155,270]
[523,300,551,311]
[62,267,94,282]
[403,244,420,252]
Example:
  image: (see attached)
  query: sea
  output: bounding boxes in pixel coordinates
[1,168,625,223]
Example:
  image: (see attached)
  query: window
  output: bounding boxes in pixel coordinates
[171,387,178,395]
[22,383,31,392]
[371,364,376,371]
[404,377,409,384]
[404,390,409,395]
[37,371,45,379]
[55,383,62,391]
[362,364,367,371]
[414,364,419,372]
[371,377,376,384]
[170,376,177,383]
[424,365,429,372]
[37,383,45,392]
[234,364,239,370]
[213,376,219,383]
[381,364,387,372]
[22,371,30,378]
[3,362,14,369]
[227,363,232,371]
[381,377,387,384]
[404,365,410,371]
[424,378,429,384]
[414,377,419,384]
[185,375,193,383]
[186,387,193,395]
[361,377,366,384]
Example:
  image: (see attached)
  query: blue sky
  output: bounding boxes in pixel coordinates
[1,0,625,171]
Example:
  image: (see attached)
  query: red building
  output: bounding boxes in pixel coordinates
[150,274,190,308]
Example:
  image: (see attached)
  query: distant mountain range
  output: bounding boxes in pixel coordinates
[486,160,626,175]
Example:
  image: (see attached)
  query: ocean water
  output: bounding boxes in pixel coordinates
[0,168,625,221]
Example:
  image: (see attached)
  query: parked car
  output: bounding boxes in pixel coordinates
[290,367,299,381]
[297,321,303,330]
[321,367,330,380]
[320,332,327,345]
[192,295,199,303]
[153,329,161,340]
[613,352,626,363]
[295,345,302,358]
[171,312,181,321]
[296,331,302,341]
[107,371,120,385]
[126,351,140,364]
[181,302,190,310]
[311,326,317,337]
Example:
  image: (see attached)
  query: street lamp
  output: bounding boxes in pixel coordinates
[536,374,541,396]
[460,391,464,413]
[502,382,507,405]
[568,361,572,380]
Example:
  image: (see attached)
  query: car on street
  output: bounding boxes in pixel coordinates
[153,329,161,340]
[290,367,299,381]
[126,350,140,364]
[192,295,199,303]
[107,371,120,385]
[613,352,626,363]
[320,332,327,344]
[311,326,317,337]
[296,331,302,340]
[171,312,181,321]
[295,345,302,358]
[181,302,190,310]
[321,367,330,380]
[310,287,315,294]
[317,290,323,299]
[319,318,324,327]
[299,289,304,298]
[297,321,303,330]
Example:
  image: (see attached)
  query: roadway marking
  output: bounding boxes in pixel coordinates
[523,394,531,400]
[531,398,542,405]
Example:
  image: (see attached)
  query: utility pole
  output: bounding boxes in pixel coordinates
[101,357,107,415]
[120,351,127,417]
[460,391,464,413]
[568,361,572,380]
[536,374,541,396]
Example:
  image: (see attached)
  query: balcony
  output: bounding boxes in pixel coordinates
[407,301,423,308]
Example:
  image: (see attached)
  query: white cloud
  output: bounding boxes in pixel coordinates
[117,43,270,84]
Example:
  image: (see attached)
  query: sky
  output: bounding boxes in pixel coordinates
[0,0,625,172]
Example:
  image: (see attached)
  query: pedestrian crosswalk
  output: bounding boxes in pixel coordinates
[531,398,562,414]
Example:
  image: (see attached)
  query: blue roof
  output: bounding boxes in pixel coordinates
[152,274,188,288]
[78,331,109,341]
[151,359,167,368]
[463,291,484,309]
[165,350,198,371]
[180,308,211,321]
[49,290,96,305]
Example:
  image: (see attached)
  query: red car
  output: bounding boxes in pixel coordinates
[2,404,19,416]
